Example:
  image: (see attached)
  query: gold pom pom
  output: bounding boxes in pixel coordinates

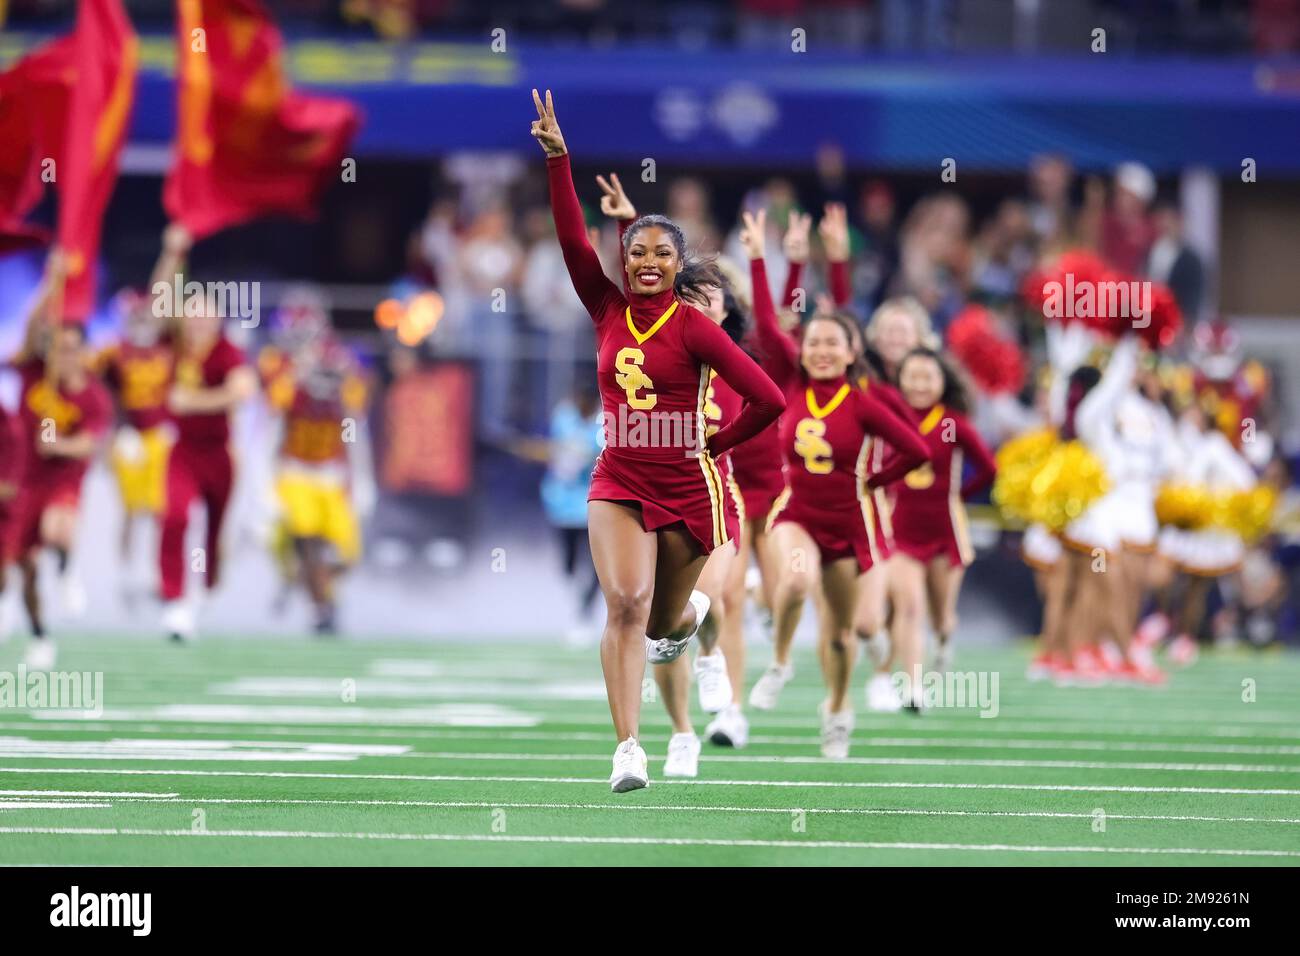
[1214,486,1277,543]
[993,428,1059,525]
[1154,484,1215,530]
[1025,441,1111,532]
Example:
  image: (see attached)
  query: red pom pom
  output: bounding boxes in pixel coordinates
[1022,248,1109,329]
[1140,282,1183,351]
[1019,267,1052,314]
[1076,268,1135,340]
[947,305,1026,395]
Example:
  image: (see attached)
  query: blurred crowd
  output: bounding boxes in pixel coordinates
[386,144,1299,649]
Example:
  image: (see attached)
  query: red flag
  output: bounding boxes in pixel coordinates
[56,0,139,322]
[164,0,361,240]
[0,37,75,256]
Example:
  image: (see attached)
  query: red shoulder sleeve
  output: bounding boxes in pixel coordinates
[683,312,785,457]
[856,391,929,488]
[749,258,799,389]
[547,154,623,322]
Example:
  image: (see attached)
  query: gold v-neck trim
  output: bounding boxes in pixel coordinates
[919,404,945,435]
[625,301,678,345]
[805,383,851,420]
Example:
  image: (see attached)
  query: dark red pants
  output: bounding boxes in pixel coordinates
[160,442,234,601]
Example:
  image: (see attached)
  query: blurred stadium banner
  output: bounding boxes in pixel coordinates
[3,33,1300,169]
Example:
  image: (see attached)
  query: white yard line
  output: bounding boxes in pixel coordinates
[41,795,1300,824]
[0,826,1293,857]
[15,708,1300,739]
[389,751,1300,774]
[8,721,1300,750]
[0,789,180,797]
[0,766,1298,794]
[0,802,111,809]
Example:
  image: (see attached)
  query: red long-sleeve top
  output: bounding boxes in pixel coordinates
[890,403,998,521]
[547,155,784,460]
[780,259,849,309]
[750,257,928,510]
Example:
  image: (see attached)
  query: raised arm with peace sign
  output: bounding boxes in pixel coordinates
[530,88,567,157]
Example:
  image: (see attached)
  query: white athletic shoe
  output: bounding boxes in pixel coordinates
[865,672,903,713]
[58,573,87,619]
[162,599,197,643]
[663,732,701,778]
[747,662,793,711]
[933,639,954,672]
[819,701,854,759]
[24,638,57,671]
[646,590,710,664]
[706,703,750,749]
[609,736,649,792]
[862,630,890,670]
[694,652,732,713]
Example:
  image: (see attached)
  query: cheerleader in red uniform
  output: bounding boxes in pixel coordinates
[533,91,784,792]
[800,204,930,713]
[738,208,928,758]
[158,281,258,643]
[889,348,997,686]
[594,174,751,774]
[6,257,112,669]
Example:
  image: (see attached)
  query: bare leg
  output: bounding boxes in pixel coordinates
[1037,560,1069,655]
[767,521,822,667]
[819,558,861,713]
[888,554,927,694]
[748,517,778,613]
[692,536,732,654]
[853,560,891,671]
[19,553,43,636]
[926,557,964,657]
[588,501,658,742]
[653,656,693,734]
[719,522,751,701]
[644,525,709,640]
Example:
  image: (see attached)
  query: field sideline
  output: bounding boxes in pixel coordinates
[1,634,1298,866]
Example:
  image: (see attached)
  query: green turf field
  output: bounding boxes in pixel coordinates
[1,633,1298,865]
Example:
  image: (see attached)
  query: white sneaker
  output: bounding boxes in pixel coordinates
[24,638,57,671]
[819,701,854,759]
[863,630,890,669]
[609,736,649,792]
[705,703,749,749]
[748,662,793,711]
[865,672,903,713]
[646,590,710,664]
[694,652,732,713]
[933,639,954,672]
[58,573,87,619]
[162,599,197,643]
[663,732,701,778]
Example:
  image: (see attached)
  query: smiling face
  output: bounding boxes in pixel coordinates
[899,353,944,410]
[625,225,680,296]
[801,316,853,381]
